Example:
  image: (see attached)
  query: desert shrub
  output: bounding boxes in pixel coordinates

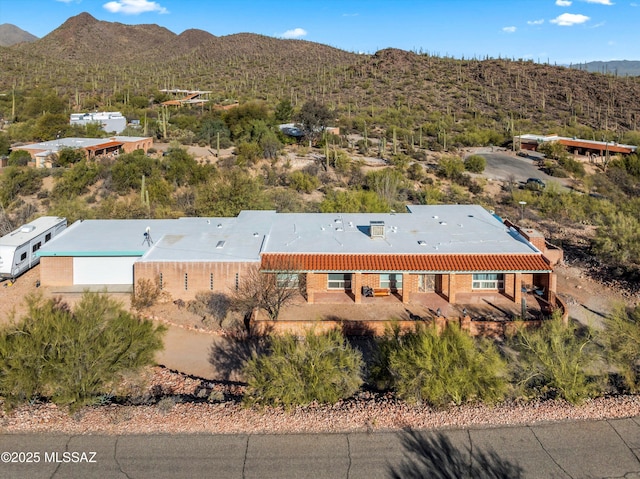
[0,292,165,410]
[373,323,509,407]
[407,162,425,181]
[558,156,586,178]
[7,150,31,167]
[51,159,102,199]
[437,156,465,180]
[131,278,161,311]
[0,166,43,206]
[243,329,364,408]
[288,170,320,193]
[509,313,604,404]
[464,154,486,173]
[187,292,231,326]
[599,304,640,392]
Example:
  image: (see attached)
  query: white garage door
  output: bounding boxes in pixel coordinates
[73,257,137,285]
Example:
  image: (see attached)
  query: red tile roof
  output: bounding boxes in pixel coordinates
[261,253,551,273]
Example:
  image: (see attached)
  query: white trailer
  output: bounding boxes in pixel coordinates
[0,216,67,280]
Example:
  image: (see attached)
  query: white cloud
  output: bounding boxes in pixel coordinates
[103,0,168,15]
[502,26,517,33]
[551,13,590,25]
[556,0,572,5]
[527,19,544,25]
[279,27,308,39]
[582,0,614,4]
[342,13,359,17]
[56,0,76,3]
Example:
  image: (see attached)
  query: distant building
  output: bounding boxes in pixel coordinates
[160,89,212,107]
[515,134,637,157]
[11,136,153,168]
[70,112,127,134]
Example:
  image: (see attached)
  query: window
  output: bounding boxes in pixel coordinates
[418,274,436,292]
[45,233,52,242]
[210,273,214,290]
[276,273,299,289]
[472,273,504,290]
[380,273,403,290]
[184,273,188,290]
[32,242,41,253]
[20,252,27,261]
[328,273,351,290]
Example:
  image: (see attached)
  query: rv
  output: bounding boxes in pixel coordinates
[0,216,67,280]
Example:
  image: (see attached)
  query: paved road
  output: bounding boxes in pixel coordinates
[2,418,639,478]
[468,149,569,188]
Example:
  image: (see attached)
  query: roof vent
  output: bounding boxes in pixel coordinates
[216,240,225,249]
[217,223,222,228]
[439,221,447,226]
[370,220,385,239]
[418,240,427,246]
[20,225,36,233]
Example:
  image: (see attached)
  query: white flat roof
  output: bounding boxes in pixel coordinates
[38,206,538,261]
[263,205,536,255]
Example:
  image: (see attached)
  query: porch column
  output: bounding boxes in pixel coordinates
[514,272,522,304]
[306,273,315,304]
[448,273,456,303]
[547,272,557,303]
[353,272,362,304]
[402,273,411,303]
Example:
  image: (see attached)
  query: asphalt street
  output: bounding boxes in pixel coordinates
[1,417,639,478]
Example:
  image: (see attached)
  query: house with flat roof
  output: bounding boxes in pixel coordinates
[37,206,559,310]
[515,134,637,157]
[70,112,127,134]
[11,136,153,167]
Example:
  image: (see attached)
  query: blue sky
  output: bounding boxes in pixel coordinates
[1,0,638,64]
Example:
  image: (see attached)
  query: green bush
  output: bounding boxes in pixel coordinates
[373,323,509,407]
[243,329,364,408]
[288,170,320,193]
[464,154,486,173]
[437,156,465,180]
[0,292,165,410]
[510,313,604,404]
[599,304,640,392]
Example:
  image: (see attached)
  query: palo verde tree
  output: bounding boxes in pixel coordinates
[0,292,166,411]
[243,329,364,408]
[599,304,640,393]
[372,323,509,407]
[509,313,604,404]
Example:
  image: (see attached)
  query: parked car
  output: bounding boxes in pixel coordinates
[525,178,546,190]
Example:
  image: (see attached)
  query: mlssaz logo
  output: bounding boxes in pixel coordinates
[44,451,97,463]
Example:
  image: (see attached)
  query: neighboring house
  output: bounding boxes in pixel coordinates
[37,205,560,308]
[11,136,153,167]
[70,112,127,134]
[515,134,637,156]
[160,89,212,107]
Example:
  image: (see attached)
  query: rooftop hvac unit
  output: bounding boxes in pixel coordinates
[370,221,385,239]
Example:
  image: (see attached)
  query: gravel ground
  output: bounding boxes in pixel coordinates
[1,367,639,435]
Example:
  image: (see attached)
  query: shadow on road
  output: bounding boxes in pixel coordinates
[389,429,523,479]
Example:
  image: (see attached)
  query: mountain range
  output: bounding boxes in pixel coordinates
[1,13,640,134]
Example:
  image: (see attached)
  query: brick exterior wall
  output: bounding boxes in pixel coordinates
[39,257,73,286]
[134,261,257,301]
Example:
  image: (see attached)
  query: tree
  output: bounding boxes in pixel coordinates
[0,292,165,410]
[7,150,31,167]
[464,154,486,173]
[231,265,300,321]
[510,313,604,404]
[537,141,568,162]
[243,329,364,408]
[373,323,509,407]
[599,304,640,392]
[274,99,294,123]
[296,100,332,147]
[55,146,86,167]
[592,211,640,270]
[0,166,43,207]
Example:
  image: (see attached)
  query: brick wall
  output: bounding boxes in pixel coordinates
[134,261,256,301]
[40,257,73,286]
